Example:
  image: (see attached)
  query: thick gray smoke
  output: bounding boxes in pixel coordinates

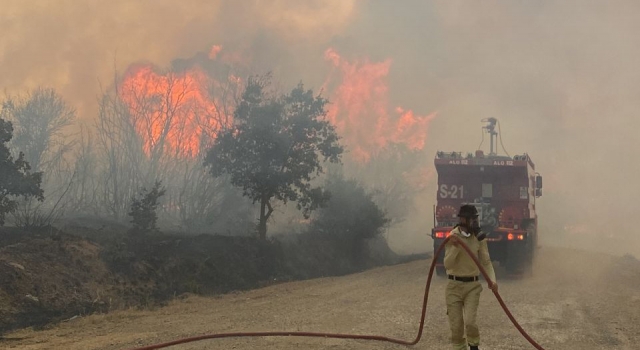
[1,0,638,256]
[346,1,640,257]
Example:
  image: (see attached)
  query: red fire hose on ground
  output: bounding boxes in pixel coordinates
[129,236,546,350]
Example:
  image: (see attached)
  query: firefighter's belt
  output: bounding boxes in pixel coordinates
[448,275,479,282]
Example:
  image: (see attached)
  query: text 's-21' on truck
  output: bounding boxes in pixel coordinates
[431,118,542,277]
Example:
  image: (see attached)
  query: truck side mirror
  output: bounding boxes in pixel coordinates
[535,175,542,189]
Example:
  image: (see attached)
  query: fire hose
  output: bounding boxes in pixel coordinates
[128,235,545,350]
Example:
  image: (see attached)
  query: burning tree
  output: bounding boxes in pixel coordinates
[322,48,437,229]
[90,63,250,231]
[204,75,343,240]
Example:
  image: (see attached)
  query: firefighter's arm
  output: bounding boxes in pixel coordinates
[478,240,497,285]
[443,235,462,268]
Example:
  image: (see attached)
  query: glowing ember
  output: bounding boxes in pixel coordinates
[120,64,231,158]
[324,48,436,162]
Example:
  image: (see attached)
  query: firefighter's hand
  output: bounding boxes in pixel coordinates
[448,236,459,247]
[489,282,499,292]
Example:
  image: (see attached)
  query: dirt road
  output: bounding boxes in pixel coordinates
[3,246,639,350]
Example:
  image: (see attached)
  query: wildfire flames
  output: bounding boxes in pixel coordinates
[120,64,232,158]
[120,46,435,162]
[324,48,436,162]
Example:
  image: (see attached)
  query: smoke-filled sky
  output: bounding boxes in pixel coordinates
[1,0,638,255]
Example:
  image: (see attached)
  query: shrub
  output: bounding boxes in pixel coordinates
[310,174,390,261]
[128,180,166,233]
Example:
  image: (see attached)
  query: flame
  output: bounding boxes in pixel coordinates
[208,45,222,60]
[324,48,436,162]
[120,47,435,162]
[119,63,232,158]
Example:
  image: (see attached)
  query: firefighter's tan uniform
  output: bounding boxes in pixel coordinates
[444,226,496,350]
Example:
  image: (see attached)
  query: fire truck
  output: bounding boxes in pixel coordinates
[431,118,542,276]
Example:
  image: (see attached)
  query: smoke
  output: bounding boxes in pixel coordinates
[0,0,357,119]
[386,0,640,256]
[2,1,639,256]
[335,0,640,256]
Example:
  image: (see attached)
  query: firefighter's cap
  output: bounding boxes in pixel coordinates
[457,204,479,218]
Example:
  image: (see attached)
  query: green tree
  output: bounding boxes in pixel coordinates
[310,174,390,259]
[204,76,343,239]
[0,118,44,226]
[311,174,390,241]
[128,180,166,233]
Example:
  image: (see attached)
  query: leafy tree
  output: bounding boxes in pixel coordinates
[204,76,343,239]
[128,180,166,233]
[310,174,390,259]
[0,118,44,226]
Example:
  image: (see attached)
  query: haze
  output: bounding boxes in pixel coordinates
[1,0,637,256]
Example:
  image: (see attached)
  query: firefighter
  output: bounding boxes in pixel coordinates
[444,204,498,350]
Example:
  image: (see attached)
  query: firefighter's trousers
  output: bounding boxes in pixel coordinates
[445,280,482,349]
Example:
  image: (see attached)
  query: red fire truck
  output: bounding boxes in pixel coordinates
[431,118,542,276]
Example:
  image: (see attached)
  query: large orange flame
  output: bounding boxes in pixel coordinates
[119,63,232,158]
[120,46,435,162]
[324,48,436,162]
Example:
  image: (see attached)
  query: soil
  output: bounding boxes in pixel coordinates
[0,228,119,333]
[2,245,639,350]
[0,224,417,337]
